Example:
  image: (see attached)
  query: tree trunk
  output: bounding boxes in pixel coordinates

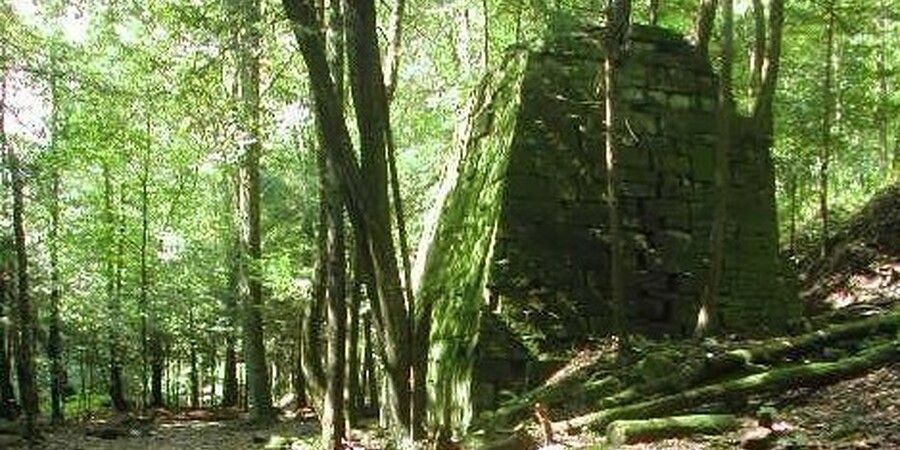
[10,129,39,438]
[383,0,406,101]
[751,0,784,138]
[748,0,765,101]
[323,195,347,447]
[819,1,834,258]
[380,0,424,432]
[692,0,717,58]
[363,309,378,413]
[697,0,734,337]
[322,1,348,445]
[346,0,413,433]
[221,237,240,408]
[0,45,20,423]
[603,0,631,354]
[283,0,413,436]
[648,0,659,25]
[140,119,151,410]
[47,56,65,424]
[189,307,200,410]
[223,336,238,407]
[105,172,128,413]
[345,250,363,428]
[877,0,889,172]
[236,0,273,419]
[149,331,165,408]
[0,250,15,420]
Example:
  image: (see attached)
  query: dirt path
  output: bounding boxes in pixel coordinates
[17,417,319,450]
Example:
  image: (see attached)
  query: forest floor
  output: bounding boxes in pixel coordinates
[5,409,325,450]
[8,186,900,450]
[548,184,900,450]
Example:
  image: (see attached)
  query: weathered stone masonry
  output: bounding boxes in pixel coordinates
[418,23,797,427]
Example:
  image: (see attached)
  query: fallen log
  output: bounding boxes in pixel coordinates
[703,311,900,376]
[592,311,900,411]
[554,339,900,433]
[605,414,739,445]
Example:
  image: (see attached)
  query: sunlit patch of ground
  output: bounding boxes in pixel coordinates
[31,415,319,450]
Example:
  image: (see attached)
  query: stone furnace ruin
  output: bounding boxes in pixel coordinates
[418,23,798,422]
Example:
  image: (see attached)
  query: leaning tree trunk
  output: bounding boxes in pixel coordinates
[346,0,414,434]
[283,0,413,437]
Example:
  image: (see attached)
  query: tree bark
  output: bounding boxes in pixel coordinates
[48,53,65,424]
[346,0,414,433]
[0,45,19,423]
[10,131,39,438]
[236,0,273,419]
[877,0,889,171]
[749,0,765,100]
[383,0,406,102]
[692,0,717,58]
[0,248,15,420]
[103,169,128,413]
[819,1,834,259]
[752,0,784,138]
[283,0,413,436]
[322,1,348,445]
[697,0,734,337]
[220,236,240,408]
[139,117,151,410]
[345,249,363,428]
[603,0,631,354]
[648,0,659,25]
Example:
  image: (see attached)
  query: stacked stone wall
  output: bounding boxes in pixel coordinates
[489,26,727,350]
